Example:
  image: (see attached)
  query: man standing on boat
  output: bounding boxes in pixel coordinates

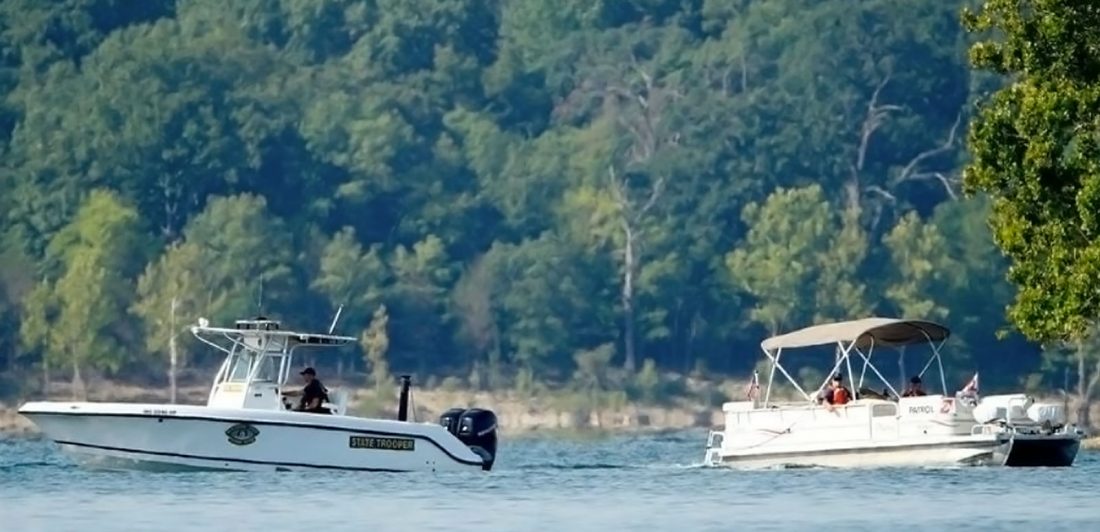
[282,367,331,414]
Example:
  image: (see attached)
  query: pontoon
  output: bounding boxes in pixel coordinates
[18,317,499,473]
[702,317,1083,468]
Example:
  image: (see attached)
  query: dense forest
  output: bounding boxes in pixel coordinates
[0,0,1092,405]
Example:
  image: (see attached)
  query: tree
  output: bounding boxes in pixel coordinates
[386,235,455,374]
[571,342,616,427]
[726,185,869,335]
[1040,323,1100,428]
[883,212,953,322]
[4,12,294,256]
[310,227,389,339]
[361,304,391,395]
[19,279,57,392]
[26,190,144,399]
[962,0,1100,342]
[131,241,203,404]
[451,254,503,388]
[882,211,956,387]
[132,193,294,378]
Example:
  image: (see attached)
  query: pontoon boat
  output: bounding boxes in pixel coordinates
[702,317,1083,468]
[18,317,499,473]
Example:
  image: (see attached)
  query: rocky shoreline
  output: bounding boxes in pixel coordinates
[0,383,723,439]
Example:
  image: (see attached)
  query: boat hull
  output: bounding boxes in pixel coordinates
[18,401,490,473]
[708,432,1082,469]
[710,437,1000,469]
[996,433,1081,467]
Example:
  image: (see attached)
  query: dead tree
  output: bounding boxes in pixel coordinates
[854,75,964,230]
[608,166,665,372]
[850,75,903,215]
[600,60,679,371]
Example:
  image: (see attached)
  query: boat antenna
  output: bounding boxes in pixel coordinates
[256,276,265,316]
[328,304,344,334]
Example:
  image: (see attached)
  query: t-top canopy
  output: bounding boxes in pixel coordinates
[760,317,950,351]
[191,324,357,347]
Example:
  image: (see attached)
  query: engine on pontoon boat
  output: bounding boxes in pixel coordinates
[970,394,1069,431]
[440,407,499,471]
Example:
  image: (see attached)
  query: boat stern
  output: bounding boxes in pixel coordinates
[995,428,1085,467]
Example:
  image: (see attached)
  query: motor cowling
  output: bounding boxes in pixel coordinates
[439,407,498,471]
[439,407,466,435]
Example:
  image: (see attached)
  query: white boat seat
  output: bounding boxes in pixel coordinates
[322,388,348,416]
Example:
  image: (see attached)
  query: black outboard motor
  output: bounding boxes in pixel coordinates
[458,408,498,471]
[439,407,498,471]
[439,407,466,435]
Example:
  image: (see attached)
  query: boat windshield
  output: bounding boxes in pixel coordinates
[224,351,280,383]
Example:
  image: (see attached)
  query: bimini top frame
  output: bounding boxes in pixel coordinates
[757,317,951,406]
[191,317,356,390]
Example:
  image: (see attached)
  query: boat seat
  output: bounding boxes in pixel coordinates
[322,388,348,416]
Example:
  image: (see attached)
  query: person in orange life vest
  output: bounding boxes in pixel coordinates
[817,373,852,407]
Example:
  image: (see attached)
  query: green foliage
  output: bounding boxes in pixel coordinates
[962,0,1100,342]
[0,0,1060,397]
[634,359,661,403]
[361,304,391,393]
[19,190,144,395]
[883,212,953,321]
[131,193,293,368]
[311,226,389,335]
[726,185,869,334]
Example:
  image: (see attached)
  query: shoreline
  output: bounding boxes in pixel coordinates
[0,382,723,439]
[5,382,1098,445]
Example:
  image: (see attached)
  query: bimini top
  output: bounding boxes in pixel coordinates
[760,317,950,351]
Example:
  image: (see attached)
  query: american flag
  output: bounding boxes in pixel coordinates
[961,372,979,394]
[746,370,760,400]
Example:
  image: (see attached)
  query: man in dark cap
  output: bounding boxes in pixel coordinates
[282,367,331,414]
[902,375,927,397]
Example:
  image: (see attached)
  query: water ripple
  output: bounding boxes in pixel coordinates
[2,433,1099,531]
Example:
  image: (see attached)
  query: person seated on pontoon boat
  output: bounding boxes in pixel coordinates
[281,367,332,414]
[817,374,852,406]
[901,375,926,397]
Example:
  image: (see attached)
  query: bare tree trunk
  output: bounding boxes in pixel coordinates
[42,360,50,398]
[71,357,85,401]
[169,296,178,404]
[1074,339,1100,430]
[609,167,664,372]
[1076,344,1086,426]
[622,223,637,372]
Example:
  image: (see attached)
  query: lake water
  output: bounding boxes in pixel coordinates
[2,430,1099,531]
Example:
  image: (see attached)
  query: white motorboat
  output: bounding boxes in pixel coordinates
[702,317,1084,469]
[18,317,499,473]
